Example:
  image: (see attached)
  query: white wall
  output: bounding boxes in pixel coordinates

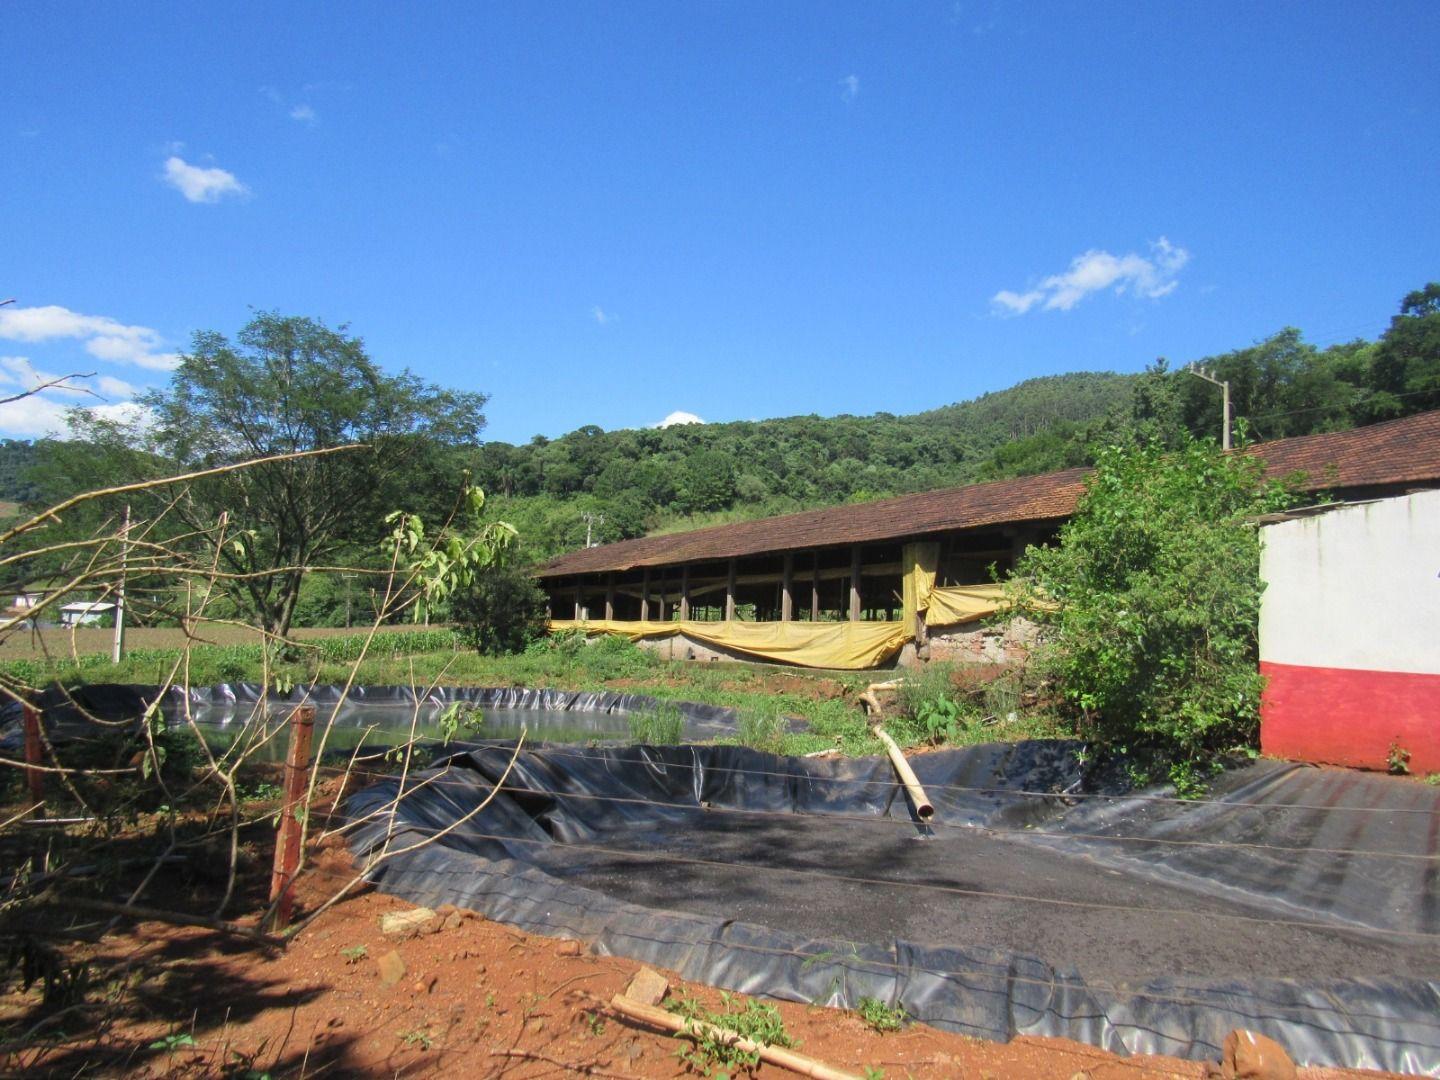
[1259,489,1440,676]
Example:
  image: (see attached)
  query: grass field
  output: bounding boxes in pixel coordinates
[0,620,444,659]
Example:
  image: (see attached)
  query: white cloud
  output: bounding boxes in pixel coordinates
[654,410,704,429]
[163,155,248,203]
[840,74,860,102]
[0,304,181,372]
[591,305,611,325]
[289,103,317,124]
[991,238,1191,316]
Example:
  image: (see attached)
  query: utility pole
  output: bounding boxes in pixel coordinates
[581,511,604,548]
[1185,363,1232,450]
[111,503,129,664]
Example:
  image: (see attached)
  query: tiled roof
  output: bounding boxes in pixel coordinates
[538,409,1440,578]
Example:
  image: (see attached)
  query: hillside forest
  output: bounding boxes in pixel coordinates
[4,282,1437,629]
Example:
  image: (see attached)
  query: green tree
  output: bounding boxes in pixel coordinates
[1011,433,1298,759]
[61,312,487,641]
[450,563,549,655]
[1368,283,1440,418]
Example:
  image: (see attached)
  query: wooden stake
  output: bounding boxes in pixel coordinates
[268,703,316,930]
[22,704,44,816]
[609,995,862,1080]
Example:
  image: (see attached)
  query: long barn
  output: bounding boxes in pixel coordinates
[535,409,1440,669]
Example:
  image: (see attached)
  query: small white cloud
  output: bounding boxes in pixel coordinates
[289,103,317,124]
[654,410,704,429]
[591,306,611,325]
[991,238,1190,316]
[0,304,181,371]
[840,74,860,102]
[95,374,137,397]
[163,155,248,203]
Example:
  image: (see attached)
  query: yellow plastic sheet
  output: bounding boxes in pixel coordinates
[901,542,940,625]
[546,618,911,670]
[923,583,1010,627]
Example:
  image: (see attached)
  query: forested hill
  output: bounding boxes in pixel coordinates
[473,282,1439,561]
[472,371,1134,559]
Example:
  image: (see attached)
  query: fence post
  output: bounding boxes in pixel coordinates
[268,703,317,931]
[22,704,45,817]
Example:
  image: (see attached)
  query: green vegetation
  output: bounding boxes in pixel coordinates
[628,701,686,745]
[669,991,795,1078]
[855,996,907,1033]
[449,563,550,655]
[1010,431,1297,767]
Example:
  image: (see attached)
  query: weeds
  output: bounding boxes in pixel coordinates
[669,991,794,1077]
[1388,741,1412,776]
[399,1027,434,1050]
[628,702,685,745]
[339,944,368,964]
[855,996,907,1033]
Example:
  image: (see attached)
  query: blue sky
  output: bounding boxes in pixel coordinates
[3,2,1437,444]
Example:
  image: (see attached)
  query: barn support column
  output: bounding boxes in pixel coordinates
[679,564,691,621]
[811,554,820,621]
[849,546,862,621]
[725,559,737,621]
[604,574,615,621]
[781,552,794,622]
[640,568,650,622]
[574,581,583,621]
[656,571,666,621]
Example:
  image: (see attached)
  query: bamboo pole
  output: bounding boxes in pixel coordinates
[608,995,862,1080]
[872,725,934,822]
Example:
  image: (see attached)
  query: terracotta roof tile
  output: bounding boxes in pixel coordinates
[538,409,1440,578]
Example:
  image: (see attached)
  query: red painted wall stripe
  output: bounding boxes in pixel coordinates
[1260,661,1440,774]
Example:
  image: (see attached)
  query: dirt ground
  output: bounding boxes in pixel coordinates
[1,828,1403,1080]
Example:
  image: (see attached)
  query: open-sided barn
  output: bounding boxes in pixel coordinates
[536,409,1440,669]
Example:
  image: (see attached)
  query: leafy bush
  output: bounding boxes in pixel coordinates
[893,664,980,745]
[450,564,550,655]
[1009,433,1296,759]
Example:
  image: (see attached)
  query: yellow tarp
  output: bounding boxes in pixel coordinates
[901,541,940,625]
[546,618,911,670]
[924,583,1011,627]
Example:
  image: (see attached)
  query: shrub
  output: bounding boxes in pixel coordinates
[1009,433,1296,759]
[450,564,550,656]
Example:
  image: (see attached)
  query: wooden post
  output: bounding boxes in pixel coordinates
[605,573,615,621]
[725,559,737,622]
[849,546,862,621]
[268,703,316,931]
[574,582,583,621]
[781,553,794,622]
[656,572,666,622]
[22,704,45,815]
[811,554,820,621]
[679,565,690,621]
[640,568,651,622]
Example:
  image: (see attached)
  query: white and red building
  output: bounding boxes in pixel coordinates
[1260,488,1440,773]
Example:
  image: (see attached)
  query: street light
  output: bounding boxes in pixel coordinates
[1185,363,1232,450]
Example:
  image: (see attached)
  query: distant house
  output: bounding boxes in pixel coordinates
[59,601,117,627]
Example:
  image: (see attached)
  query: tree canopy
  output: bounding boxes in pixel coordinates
[50,312,489,640]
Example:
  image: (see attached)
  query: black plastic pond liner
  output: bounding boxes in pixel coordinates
[0,682,745,748]
[346,743,1440,1075]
